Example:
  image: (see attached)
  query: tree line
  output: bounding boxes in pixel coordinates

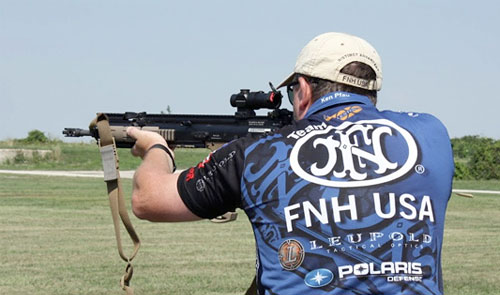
[452,136,500,180]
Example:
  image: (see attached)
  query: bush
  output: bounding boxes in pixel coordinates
[469,140,500,180]
[23,130,49,143]
[452,136,500,180]
[453,161,472,180]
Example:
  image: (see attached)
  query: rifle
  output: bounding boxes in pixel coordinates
[63,84,292,295]
[63,85,293,151]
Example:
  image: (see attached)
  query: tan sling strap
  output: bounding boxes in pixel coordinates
[92,114,141,295]
[91,114,257,294]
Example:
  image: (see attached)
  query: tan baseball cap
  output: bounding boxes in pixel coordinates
[277,32,382,91]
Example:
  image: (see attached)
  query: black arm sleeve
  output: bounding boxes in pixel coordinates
[177,139,246,219]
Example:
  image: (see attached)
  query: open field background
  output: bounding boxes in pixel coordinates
[0,140,211,171]
[0,174,255,295]
[1,175,499,295]
[1,142,499,294]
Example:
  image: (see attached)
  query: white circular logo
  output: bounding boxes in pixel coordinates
[290,119,418,188]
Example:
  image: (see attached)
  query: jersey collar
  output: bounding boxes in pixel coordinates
[304,91,374,119]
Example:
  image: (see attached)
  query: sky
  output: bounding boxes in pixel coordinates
[1,0,499,141]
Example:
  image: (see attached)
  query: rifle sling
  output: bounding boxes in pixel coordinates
[95,114,140,294]
[93,114,257,294]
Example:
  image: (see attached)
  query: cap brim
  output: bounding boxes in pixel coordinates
[276,72,295,89]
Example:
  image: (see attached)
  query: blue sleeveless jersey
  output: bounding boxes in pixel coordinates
[178,91,454,295]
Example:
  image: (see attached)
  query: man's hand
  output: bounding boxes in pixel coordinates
[126,127,170,158]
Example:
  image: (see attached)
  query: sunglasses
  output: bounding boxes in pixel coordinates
[286,80,300,105]
[287,76,321,105]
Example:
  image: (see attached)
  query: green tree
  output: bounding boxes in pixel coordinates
[469,140,500,180]
[453,161,472,180]
[24,130,48,143]
[451,136,494,158]
[451,136,500,180]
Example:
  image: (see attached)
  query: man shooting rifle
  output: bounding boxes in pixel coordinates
[127,32,454,294]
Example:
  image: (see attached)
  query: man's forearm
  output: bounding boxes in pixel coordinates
[131,148,201,222]
[132,148,174,219]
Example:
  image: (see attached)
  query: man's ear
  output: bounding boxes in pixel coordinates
[296,76,313,119]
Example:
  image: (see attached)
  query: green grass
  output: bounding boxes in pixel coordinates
[452,179,500,191]
[443,187,500,294]
[0,173,499,294]
[0,174,255,295]
[0,141,210,171]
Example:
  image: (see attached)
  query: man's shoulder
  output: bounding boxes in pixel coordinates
[380,109,438,120]
[379,110,448,132]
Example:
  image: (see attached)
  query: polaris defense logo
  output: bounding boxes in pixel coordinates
[338,261,423,281]
[289,119,418,187]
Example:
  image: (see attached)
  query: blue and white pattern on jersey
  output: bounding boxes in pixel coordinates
[240,92,454,295]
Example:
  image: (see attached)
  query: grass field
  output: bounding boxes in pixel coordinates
[0,141,210,171]
[0,174,255,295]
[1,172,499,294]
[442,181,500,294]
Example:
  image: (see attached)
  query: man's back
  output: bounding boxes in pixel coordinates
[238,92,454,294]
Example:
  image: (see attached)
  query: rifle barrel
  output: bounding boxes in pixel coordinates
[63,128,92,137]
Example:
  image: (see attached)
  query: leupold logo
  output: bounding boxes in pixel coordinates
[290,119,418,187]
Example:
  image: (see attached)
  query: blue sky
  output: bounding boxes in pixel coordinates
[2,0,499,140]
